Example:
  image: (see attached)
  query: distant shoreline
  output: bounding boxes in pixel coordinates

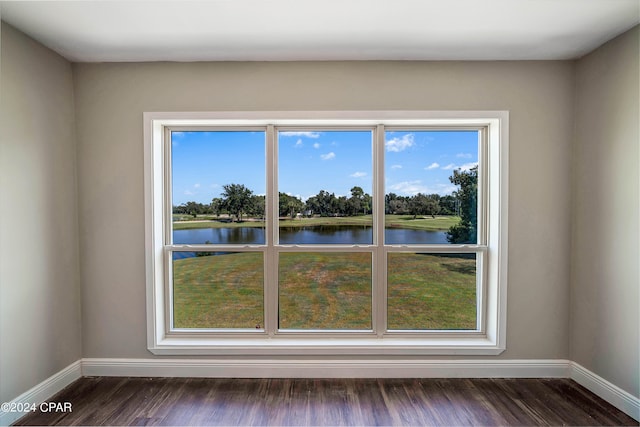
[172,215,460,231]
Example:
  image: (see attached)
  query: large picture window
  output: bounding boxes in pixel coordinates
[144,111,508,355]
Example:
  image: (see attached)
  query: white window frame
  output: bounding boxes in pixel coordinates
[144,111,508,355]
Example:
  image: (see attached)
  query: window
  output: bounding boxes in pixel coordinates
[144,111,508,355]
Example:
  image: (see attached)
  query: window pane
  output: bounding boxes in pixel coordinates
[278,252,372,330]
[387,253,477,330]
[385,131,478,244]
[172,131,266,244]
[278,131,373,244]
[172,252,264,329]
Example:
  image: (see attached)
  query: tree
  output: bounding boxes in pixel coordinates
[279,193,305,219]
[221,183,253,222]
[211,198,223,219]
[386,193,409,215]
[174,201,210,218]
[362,193,372,215]
[347,186,363,216]
[335,196,348,216]
[278,193,304,218]
[347,186,371,216]
[408,193,440,219]
[250,195,265,219]
[438,194,457,216]
[446,166,478,243]
[350,186,365,199]
[306,190,337,216]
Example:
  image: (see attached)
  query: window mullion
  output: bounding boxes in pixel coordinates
[375,124,387,336]
[265,124,277,336]
[164,247,173,334]
[477,249,488,333]
[163,127,174,333]
[478,127,489,246]
[164,127,173,246]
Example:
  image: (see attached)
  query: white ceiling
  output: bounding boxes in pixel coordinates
[1,0,639,62]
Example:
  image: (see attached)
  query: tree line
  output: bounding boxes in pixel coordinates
[173,186,455,220]
[173,185,374,221]
[173,167,478,243]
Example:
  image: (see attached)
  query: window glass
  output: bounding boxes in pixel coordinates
[387,253,477,330]
[384,130,479,244]
[278,252,372,330]
[172,251,264,329]
[278,130,373,244]
[171,131,266,245]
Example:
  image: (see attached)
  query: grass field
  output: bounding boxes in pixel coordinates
[173,252,264,329]
[172,252,477,330]
[279,252,372,330]
[173,215,460,231]
[387,253,476,330]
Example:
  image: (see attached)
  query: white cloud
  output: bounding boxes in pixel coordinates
[387,181,429,196]
[350,171,367,178]
[194,183,201,188]
[426,162,440,170]
[294,139,303,147]
[385,134,415,152]
[388,180,457,196]
[456,152,472,158]
[459,162,478,171]
[391,164,403,169]
[280,131,321,138]
[441,162,478,171]
[320,152,336,160]
[313,142,321,149]
[184,190,195,196]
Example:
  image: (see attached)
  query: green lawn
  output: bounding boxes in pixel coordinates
[172,252,476,330]
[384,215,460,231]
[278,252,372,330]
[172,218,264,230]
[173,252,264,329]
[387,253,477,330]
[173,214,460,231]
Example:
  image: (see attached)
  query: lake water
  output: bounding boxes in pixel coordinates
[173,226,448,259]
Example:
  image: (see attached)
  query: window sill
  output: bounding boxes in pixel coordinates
[148,336,505,356]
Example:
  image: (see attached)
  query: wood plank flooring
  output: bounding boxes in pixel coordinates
[14,377,638,426]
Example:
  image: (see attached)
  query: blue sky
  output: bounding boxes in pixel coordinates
[171,130,478,205]
[385,130,478,197]
[278,130,372,201]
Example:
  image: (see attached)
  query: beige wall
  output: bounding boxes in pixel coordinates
[0,23,81,402]
[571,26,639,398]
[73,60,575,359]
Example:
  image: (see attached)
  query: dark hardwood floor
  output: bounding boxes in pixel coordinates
[15,377,638,426]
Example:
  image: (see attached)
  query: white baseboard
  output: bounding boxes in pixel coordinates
[570,362,640,421]
[0,360,82,426]
[81,357,570,379]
